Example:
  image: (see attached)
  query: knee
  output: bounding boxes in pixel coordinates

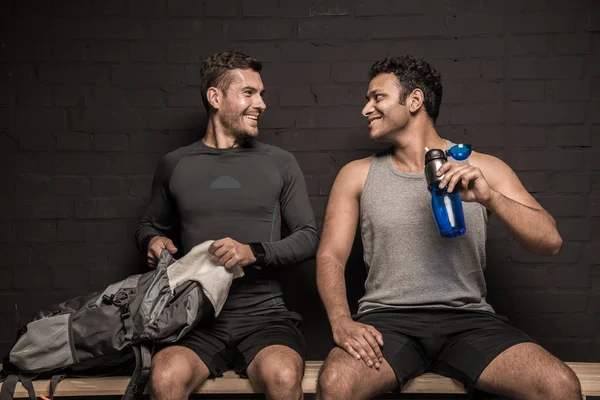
[150,354,194,399]
[540,367,581,399]
[317,364,351,399]
[265,363,303,393]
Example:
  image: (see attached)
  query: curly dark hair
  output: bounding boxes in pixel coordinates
[369,55,443,123]
[199,51,262,112]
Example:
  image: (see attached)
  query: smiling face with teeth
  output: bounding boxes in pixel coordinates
[362,73,413,142]
[214,68,266,140]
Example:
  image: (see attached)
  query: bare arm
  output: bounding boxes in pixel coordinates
[317,158,384,368]
[437,152,562,256]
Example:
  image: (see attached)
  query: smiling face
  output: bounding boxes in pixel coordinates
[216,68,266,139]
[362,73,411,142]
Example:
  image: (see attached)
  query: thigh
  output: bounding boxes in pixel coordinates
[234,313,307,376]
[355,311,428,387]
[167,319,232,378]
[433,311,534,389]
[319,347,398,399]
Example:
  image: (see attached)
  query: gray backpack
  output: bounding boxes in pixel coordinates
[1,249,214,400]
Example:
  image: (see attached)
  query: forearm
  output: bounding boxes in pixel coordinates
[134,219,163,254]
[485,190,562,255]
[316,253,352,325]
[261,223,319,266]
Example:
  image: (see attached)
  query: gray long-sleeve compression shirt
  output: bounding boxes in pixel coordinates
[135,138,319,315]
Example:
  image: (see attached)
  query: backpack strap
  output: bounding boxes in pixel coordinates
[49,374,67,399]
[0,374,37,400]
[122,345,152,400]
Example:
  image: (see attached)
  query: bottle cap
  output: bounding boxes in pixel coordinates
[425,148,447,164]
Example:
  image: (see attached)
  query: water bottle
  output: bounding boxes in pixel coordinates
[424,148,466,238]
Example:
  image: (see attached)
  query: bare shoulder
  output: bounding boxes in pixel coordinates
[334,156,373,198]
[468,151,518,189]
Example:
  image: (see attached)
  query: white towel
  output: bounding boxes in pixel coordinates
[166,241,244,316]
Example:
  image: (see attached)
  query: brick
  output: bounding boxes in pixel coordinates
[18,85,53,106]
[75,198,145,218]
[38,153,113,174]
[508,82,545,101]
[52,40,88,61]
[356,0,424,16]
[508,103,586,125]
[263,63,330,84]
[535,195,586,216]
[57,220,86,242]
[450,104,502,125]
[0,244,32,265]
[52,176,91,196]
[508,58,584,80]
[479,61,503,80]
[167,42,202,63]
[39,65,109,85]
[243,43,282,63]
[506,126,547,148]
[95,133,129,152]
[10,0,53,16]
[371,16,445,38]
[298,19,368,40]
[148,108,204,130]
[87,221,127,243]
[87,87,125,108]
[297,107,365,129]
[508,241,580,263]
[108,154,163,174]
[513,313,595,338]
[52,267,90,291]
[331,61,373,83]
[144,20,222,39]
[0,65,36,86]
[37,244,108,265]
[15,109,67,131]
[19,133,56,151]
[540,339,591,361]
[547,80,591,102]
[552,125,591,147]
[205,0,238,16]
[167,0,204,16]
[14,267,52,290]
[552,172,591,193]
[111,65,186,88]
[130,42,167,62]
[57,132,94,151]
[92,176,125,196]
[506,12,588,34]
[130,0,165,16]
[583,242,600,264]
[126,176,153,197]
[125,90,165,108]
[442,14,503,37]
[513,291,587,313]
[166,88,203,107]
[257,108,297,129]
[0,269,11,290]
[91,41,128,62]
[549,265,591,288]
[311,84,349,107]
[54,0,91,16]
[280,0,348,17]
[461,82,502,103]
[15,174,51,196]
[17,221,57,242]
[129,131,196,153]
[550,32,592,55]
[242,0,277,16]
[557,218,591,241]
[13,40,54,61]
[592,196,600,216]
[0,199,72,219]
[278,86,313,107]
[431,37,504,60]
[280,131,318,152]
[55,86,85,107]
[91,0,125,16]
[435,59,481,80]
[224,20,294,40]
[72,19,144,39]
[71,108,145,132]
[506,35,547,56]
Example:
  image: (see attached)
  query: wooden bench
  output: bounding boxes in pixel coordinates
[3,361,600,398]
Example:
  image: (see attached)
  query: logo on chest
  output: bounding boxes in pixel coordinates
[209,176,242,189]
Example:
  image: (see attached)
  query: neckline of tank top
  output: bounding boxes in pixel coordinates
[384,139,454,179]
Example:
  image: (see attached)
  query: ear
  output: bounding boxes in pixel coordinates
[408,88,424,114]
[207,87,220,110]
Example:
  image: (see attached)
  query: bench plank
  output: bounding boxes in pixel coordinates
[3,361,598,397]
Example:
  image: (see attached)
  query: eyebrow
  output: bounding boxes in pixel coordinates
[242,86,266,95]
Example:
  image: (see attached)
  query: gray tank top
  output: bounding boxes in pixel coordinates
[358,140,494,314]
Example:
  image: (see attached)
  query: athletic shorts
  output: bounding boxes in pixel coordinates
[354,308,534,390]
[167,310,306,378]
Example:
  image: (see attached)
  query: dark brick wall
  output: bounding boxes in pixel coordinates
[0,0,598,362]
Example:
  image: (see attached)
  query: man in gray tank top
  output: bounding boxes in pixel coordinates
[316,56,581,399]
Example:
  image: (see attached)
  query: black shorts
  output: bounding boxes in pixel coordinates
[168,310,306,378]
[354,308,534,390]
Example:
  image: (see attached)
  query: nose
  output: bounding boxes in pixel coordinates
[254,94,266,112]
[362,99,373,118]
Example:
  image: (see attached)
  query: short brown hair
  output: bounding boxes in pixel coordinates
[199,51,262,112]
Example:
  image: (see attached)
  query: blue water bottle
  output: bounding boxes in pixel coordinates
[424,148,466,238]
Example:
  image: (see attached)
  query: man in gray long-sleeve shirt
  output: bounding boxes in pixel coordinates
[135,51,319,400]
